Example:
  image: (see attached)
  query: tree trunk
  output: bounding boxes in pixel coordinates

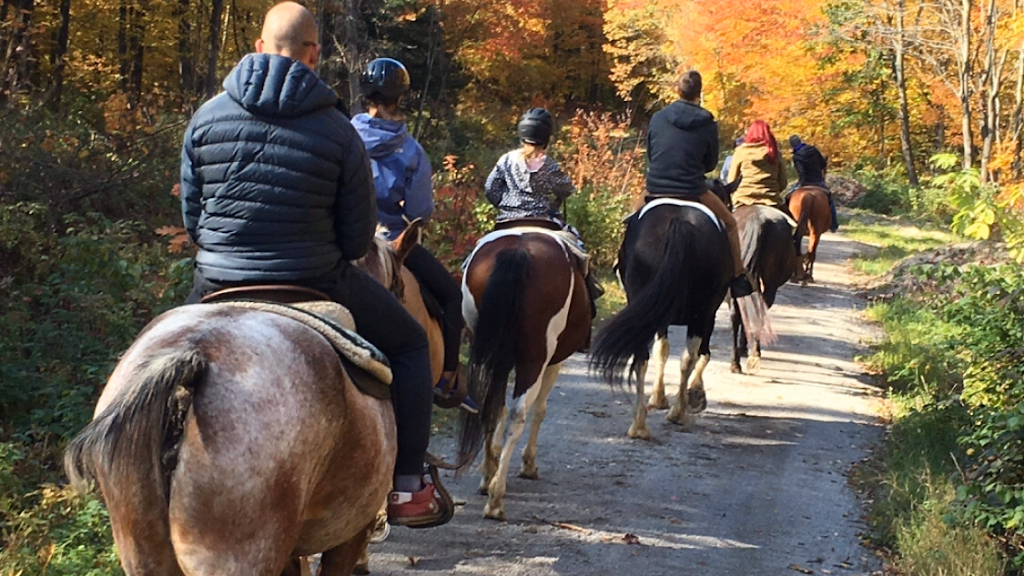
[413,1,441,139]
[127,0,147,108]
[0,0,35,106]
[118,0,129,89]
[892,0,919,185]
[204,0,225,99]
[1012,40,1024,177]
[958,0,974,169]
[978,0,1002,182]
[47,0,71,109]
[175,0,194,97]
[342,0,363,115]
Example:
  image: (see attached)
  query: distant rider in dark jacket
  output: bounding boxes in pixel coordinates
[180,1,450,528]
[787,135,838,232]
[644,71,753,297]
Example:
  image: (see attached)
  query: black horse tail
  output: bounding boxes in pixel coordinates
[590,217,694,387]
[64,350,204,501]
[458,248,530,465]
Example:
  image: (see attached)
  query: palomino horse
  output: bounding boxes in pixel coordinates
[590,183,734,439]
[457,227,590,521]
[64,304,397,576]
[788,186,833,283]
[730,204,798,374]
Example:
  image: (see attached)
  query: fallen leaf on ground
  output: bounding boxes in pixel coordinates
[789,565,814,574]
[623,533,642,545]
[407,557,418,567]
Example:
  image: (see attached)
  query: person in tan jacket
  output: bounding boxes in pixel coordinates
[727,120,787,209]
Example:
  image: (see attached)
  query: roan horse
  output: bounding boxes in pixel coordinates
[590,180,735,440]
[457,227,590,521]
[64,300,396,576]
[787,186,833,283]
[730,204,798,374]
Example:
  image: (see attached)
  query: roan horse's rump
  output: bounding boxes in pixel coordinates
[64,305,395,576]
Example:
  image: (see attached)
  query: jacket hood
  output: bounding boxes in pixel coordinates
[351,113,408,157]
[736,142,772,163]
[224,53,338,118]
[664,100,715,130]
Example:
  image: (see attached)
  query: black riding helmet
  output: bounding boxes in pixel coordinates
[360,58,410,102]
[517,108,554,146]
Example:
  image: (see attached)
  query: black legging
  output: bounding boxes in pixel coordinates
[186,263,432,476]
[402,244,464,374]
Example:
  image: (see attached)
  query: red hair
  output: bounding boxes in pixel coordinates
[743,120,780,164]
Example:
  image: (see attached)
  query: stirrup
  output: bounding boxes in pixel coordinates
[730,275,754,298]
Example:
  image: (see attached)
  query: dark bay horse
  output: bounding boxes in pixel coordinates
[590,185,734,440]
[788,186,833,283]
[730,205,798,374]
[457,228,590,521]
[64,304,396,576]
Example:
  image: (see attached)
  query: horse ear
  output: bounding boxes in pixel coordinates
[391,218,424,265]
[726,174,742,194]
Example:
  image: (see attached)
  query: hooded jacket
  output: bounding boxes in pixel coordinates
[792,142,827,185]
[727,143,787,208]
[351,113,433,240]
[181,53,376,283]
[645,100,719,196]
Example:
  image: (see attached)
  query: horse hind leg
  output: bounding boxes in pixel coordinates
[807,232,822,283]
[647,333,671,409]
[478,405,508,495]
[668,335,701,426]
[484,376,544,521]
[629,357,652,440]
[519,363,562,479]
[317,521,375,576]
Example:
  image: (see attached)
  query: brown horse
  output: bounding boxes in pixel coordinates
[730,204,797,374]
[457,228,590,521]
[64,303,396,576]
[788,186,832,283]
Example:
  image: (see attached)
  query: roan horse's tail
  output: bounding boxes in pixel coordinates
[458,248,531,464]
[590,217,695,386]
[792,189,812,245]
[64,350,204,501]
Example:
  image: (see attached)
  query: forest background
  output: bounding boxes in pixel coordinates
[3,0,1024,573]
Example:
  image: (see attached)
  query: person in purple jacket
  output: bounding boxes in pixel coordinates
[352,58,477,414]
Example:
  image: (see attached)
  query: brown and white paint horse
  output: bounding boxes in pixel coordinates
[457,228,590,521]
[64,303,395,576]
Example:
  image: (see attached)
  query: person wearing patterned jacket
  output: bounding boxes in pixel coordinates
[484,108,604,333]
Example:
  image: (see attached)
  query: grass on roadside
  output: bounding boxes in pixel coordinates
[853,214,1006,575]
[841,210,955,276]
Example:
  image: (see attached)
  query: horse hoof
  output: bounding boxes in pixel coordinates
[667,407,689,426]
[628,425,652,440]
[518,466,539,480]
[483,504,506,521]
[746,356,761,375]
[353,563,370,575]
[369,521,390,543]
[477,480,490,496]
[730,362,742,374]
[648,397,669,410]
[687,389,707,412]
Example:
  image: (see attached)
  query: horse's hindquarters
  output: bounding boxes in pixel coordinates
[87,306,396,576]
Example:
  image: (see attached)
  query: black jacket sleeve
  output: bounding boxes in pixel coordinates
[703,122,720,174]
[334,125,378,261]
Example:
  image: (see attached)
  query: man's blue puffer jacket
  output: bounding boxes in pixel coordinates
[181,53,376,283]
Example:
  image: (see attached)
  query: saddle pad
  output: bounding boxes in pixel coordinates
[639,198,722,230]
[214,300,393,397]
[463,227,587,270]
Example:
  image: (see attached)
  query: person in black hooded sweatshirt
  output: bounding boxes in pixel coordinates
[644,70,752,297]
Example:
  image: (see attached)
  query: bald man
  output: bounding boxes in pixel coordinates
[180,1,451,528]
